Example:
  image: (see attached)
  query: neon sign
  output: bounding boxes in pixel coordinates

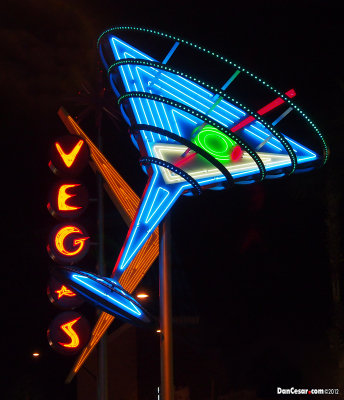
[192,125,241,162]
[59,27,329,377]
[49,136,90,176]
[58,184,82,211]
[47,223,90,264]
[55,111,161,372]
[47,131,91,357]
[47,180,89,219]
[47,311,90,355]
[56,285,77,299]
[51,265,153,326]
[55,139,84,168]
[58,317,81,348]
[96,28,327,281]
[48,276,85,309]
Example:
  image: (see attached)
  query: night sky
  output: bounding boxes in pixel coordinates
[1,1,344,399]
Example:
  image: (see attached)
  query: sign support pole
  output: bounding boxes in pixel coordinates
[159,214,174,400]
[96,117,108,400]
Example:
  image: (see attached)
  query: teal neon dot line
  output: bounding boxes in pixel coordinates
[98,26,328,165]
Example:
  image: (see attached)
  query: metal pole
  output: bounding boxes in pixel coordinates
[159,214,174,400]
[97,116,108,400]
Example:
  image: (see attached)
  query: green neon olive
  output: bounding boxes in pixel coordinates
[192,125,237,162]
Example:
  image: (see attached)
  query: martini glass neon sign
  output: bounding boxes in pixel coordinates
[96,27,327,281]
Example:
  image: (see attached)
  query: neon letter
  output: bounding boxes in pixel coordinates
[55,139,84,168]
[54,226,89,257]
[58,184,82,211]
[58,317,81,348]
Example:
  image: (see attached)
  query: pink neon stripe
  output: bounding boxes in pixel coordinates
[257,98,284,115]
[230,89,296,133]
[174,152,196,167]
[285,88,296,98]
[231,116,255,132]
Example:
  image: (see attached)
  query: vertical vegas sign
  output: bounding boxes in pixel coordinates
[46,135,91,355]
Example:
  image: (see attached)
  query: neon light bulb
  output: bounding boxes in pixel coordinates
[55,285,77,299]
[58,317,81,348]
[54,226,89,256]
[58,184,82,211]
[55,139,84,168]
[136,293,149,298]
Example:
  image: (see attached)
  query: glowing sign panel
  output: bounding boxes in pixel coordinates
[47,223,90,264]
[47,180,89,219]
[49,136,90,177]
[47,311,90,355]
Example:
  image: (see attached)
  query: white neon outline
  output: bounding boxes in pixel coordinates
[151,144,312,184]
